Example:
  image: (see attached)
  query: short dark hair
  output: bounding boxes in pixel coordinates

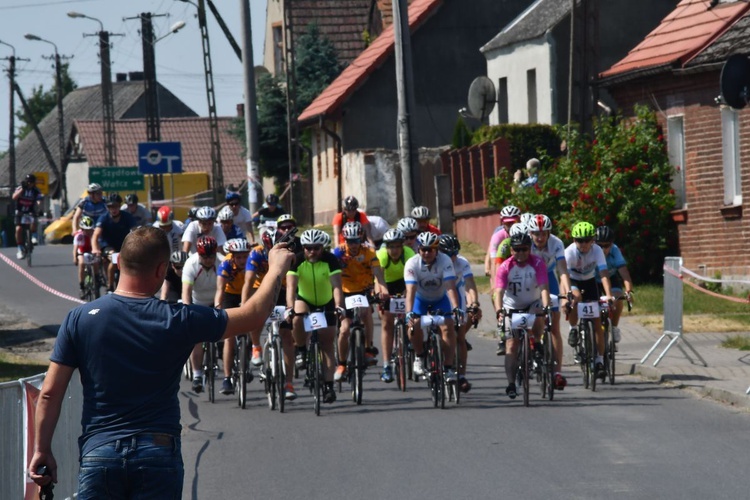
[119,227,170,276]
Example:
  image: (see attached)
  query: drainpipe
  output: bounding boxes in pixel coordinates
[319,117,343,210]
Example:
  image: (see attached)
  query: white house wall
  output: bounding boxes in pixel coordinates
[485,37,554,125]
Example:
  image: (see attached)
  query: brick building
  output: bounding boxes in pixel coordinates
[599,0,750,279]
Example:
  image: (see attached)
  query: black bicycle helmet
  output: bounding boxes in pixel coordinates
[170,251,189,265]
[439,234,461,255]
[125,194,138,205]
[106,193,123,206]
[265,193,279,205]
[595,225,615,243]
[25,173,37,183]
[510,232,532,248]
[343,196,359,211]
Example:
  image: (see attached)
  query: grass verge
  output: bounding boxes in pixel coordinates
[721,335,750,351]
[0,352,47,383]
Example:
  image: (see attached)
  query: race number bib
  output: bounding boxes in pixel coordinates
[110,252,119,265]
[266,306,286,324]
[20,214,34,225]
[550,294,560,309]
[304,312,328,331]
[421,314,446,329]
[510,313,536,330]
[577,302,600,319]
[345,294,369,309]
[82,253,97,265]
[389,298,406,314]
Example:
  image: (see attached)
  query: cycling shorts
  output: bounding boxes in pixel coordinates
[547,270,560,312]
[297,297,337,326]
[343,290,372,320]
[386,279,406,296]
[413,294,452,317]
[570,277,600,302]
[222,292,242,310]
[14,214,37,225]
[608,272,623,293]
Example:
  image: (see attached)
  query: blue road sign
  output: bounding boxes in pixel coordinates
[138,142,183,174]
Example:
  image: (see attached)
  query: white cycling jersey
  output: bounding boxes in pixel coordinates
[453,255,473,305]
[564,242,607,281]
[153,220,185,253]
[181,220,227,255]
[404,252,456,301]
[182,252,217,306]
[532,234,566,277]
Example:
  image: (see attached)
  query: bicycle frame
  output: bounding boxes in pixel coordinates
[421,313,447,409]
[262,306,287,412]
[344,294,370,405]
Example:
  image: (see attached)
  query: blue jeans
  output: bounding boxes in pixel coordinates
[78,433,183,499]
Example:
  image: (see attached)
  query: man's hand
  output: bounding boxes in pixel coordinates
[267,244,295,274]
[405,311,419,327]
[28,451,57,486]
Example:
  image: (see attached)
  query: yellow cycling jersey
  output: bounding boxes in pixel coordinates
[332,244,380,293]
[218,252,246,295]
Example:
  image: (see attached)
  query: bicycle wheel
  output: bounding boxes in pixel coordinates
[274,335,286,413]
[394,320,407,392]
[264,340,275,410]
[352,328,364,405]
[435,334,446,409]
[207,343,216,403]
[586,321,597,392]
[184,357,193,381]
[312,342,322,416]
[521,332,530,407]
[238,336,248,409]
[605,320,616,386]
[545,332,555,401]
[24,227,33,267]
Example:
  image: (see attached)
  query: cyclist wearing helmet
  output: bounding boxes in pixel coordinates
[184,206,200,226]
[92,193,137,293]
[486,205,521,280]
[404,231,461,384]
[274,214,301,250]
[287,228,345,404]
[252,192,286,228]
[121,194,152,227]
[224,191,256,243]
[332,221,388,379]
[527,214,571,390]
[160,251,188,303]
[181,206,227,255]
[565,221,614,380]
[218,205,246,241]
[396,217,420,252]
[376,228,415,383]
[215,238,252,395]
[367,214,391,248]
[594,226,634,344]
[183,235,221,393]
[72,183,107,234]
[411,205,441,236]
[332,195,375,246]
[438,234,481,392]
[152,206,185,253]
[494,231,551,399]
[12,173,44,258]
[73,215,100,299]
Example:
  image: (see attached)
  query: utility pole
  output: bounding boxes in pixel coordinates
[0,40,29,190]
[393,0,417,212]
[240,0,261,214]
[283,0,301,217]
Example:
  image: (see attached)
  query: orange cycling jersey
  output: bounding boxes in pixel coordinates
[332,244,380,293]
[218,253,246,295]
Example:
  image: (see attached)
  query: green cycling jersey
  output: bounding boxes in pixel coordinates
[376,245,415,284]
[289,250,341,306]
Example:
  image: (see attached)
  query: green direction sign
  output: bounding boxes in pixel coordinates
[89,167,144,191]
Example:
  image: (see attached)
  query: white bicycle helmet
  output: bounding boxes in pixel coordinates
[382,228,405,243]
[217,205,234,222]
[342,221,363,240]
[196,206,216,221]
[79,215,95,230]
[416,231,439,248]
[87,183,102,193]
[225,238,250,253]
[520,212,534,227]
[509,222,527,236]
[396,217,418,233]
[321,231,332,249]
[500,205,521,221]
[301,229,329,246]
[527,214,552,232]
[411,206,430,219]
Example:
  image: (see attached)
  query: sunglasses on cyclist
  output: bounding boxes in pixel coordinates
[278,224,295,231]
[598,242,612,248]
[346,238,362,244]
[404,234,417,240]
[304,245,322,252]
[512,246,530,253]
[386,244,402,249]
[419,247,436,253]
[228,202,240,207]
[575,238,593,244]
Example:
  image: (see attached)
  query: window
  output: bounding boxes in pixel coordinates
[272,25,283,76]
[721,107,742,205]
[526,69,537,124]
[667,116,686,208]
[497,77,508,124]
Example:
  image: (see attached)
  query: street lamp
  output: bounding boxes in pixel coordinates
[155,21,186,44]
[68,11,118,167]
[24,33,68,209]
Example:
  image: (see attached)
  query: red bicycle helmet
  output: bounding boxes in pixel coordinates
[196,236,218,256]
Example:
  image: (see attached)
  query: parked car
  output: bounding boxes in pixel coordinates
[44,203,76,244]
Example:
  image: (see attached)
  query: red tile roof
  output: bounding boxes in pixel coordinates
[74,118,248,187]
[600,0,750,78]
[297,0,442,125]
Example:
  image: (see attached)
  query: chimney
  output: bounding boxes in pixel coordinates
[236,103,245,118]
[116,73,128,82]
[129,71,144,81]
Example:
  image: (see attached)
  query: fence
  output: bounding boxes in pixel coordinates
[0,373,81,499]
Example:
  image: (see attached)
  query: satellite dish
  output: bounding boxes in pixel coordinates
[467,76,497,121]
[720,54,750,109]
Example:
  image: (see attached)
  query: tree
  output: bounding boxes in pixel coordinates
[295,23,343,112]
[486,105,678,283]
[16,62,77,141]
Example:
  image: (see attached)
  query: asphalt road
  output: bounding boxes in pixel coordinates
[2,245,750,499]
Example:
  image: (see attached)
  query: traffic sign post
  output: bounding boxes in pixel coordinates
[138,142,183,208]
[89,167,145,191]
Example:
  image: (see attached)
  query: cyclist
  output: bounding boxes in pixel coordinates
[594,225,634,344]
[92,194,137,293]
[411,206,441,235]
[160,251,188,303]
[494,231,551,399]
[528,214,571,390]
[153,206,184,253]
[72,183,107,234]
[332,195,375,246]
[121,194,152,227]
[12,173,44,259]
[73,215,99,299]
[332,221,389,381]
[565,221,614,380]
[376,228,415,383]
[242,228,298,400]
[252,193,286,228]
[485,205,521,280]
[493,222,527,355]
[215,238,251,395]
[404,232,462,383]
[287,228,345,404]
[182,236,220,393]
[224,191,256,243]
[397,217,420,252]
[182,206,227,255]
[275,214,302,249]
[218,206,246,241]
[184,206,199,227]
[439,234,481,393]
[367,214,390,249]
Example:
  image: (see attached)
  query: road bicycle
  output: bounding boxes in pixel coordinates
[260,306,286,411]
[201,340,221,403]
[537,307,555,401]
[299,309,329,416]
[419,310,459,409]
[599,295,632,386]
[573,298,605,392]
[232,334,251,409]
[341,293,371,405]
[386,295,411,391]
[80,253,101,302]
[501,308,548,407]
[19,214,35,267]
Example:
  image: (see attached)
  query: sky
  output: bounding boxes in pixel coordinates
[0,0,269,152]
